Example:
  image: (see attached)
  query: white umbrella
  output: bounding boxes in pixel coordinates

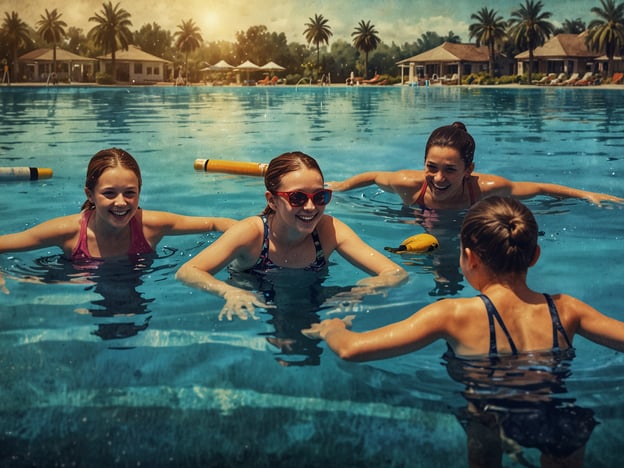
[210,59,235,71]
[236,60,260,82]
[260,61,285,72]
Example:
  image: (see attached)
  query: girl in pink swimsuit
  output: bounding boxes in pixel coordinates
[0,148,235,290]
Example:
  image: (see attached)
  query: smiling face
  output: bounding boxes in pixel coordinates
[85,166,140,231]
[267,166,326,235]
[424,145,474,206]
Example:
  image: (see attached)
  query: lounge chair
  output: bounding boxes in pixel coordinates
[560,72,580,86]
[441,73,459,85]
[257,75,270,85]
[547,73,567,85]
[611,72,624,84]
[269,75,279,85]
[574,72,595,86]
[532,73,556,86]
[362,74,381,84]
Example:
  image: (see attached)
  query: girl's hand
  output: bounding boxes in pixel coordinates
[302,315,355,340]
[219,289,274,321]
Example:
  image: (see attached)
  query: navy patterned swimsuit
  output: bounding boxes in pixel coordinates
[248,215,327,273]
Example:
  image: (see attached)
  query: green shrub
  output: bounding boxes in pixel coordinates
[95,72,114,85]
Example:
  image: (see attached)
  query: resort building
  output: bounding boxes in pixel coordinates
[17,48,96,83]
[96,45,173,84]
[515,33,623,76]
[396,42,506,85]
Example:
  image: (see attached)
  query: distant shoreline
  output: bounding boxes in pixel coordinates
[2,81,623,90]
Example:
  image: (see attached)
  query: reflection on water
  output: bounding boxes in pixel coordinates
[229,268,353,367]
[4,249,178,343]
[444,348,597,466]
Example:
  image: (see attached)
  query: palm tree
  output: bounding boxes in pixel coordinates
[443,31,462,44]
[556,18,587,34]
[586,0,624,78]
[36,8,67,78]
[1,11,31,82]
[351,20,381,79]
[174,19,203,82]
[303,14,333,67]
[507,0,554,83]
[469,7,507,77]
[88,1,133,82]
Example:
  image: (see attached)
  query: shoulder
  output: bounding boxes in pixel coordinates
[473,172,513,194]
[388,169,424,185]
[223,216,265,240]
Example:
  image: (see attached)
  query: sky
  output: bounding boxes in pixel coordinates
[3,0,600,45]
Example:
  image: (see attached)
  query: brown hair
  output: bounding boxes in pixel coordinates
[262,151,324,215]
[81,148,142,211]
[425,121,476,167]
[460,196,538,275]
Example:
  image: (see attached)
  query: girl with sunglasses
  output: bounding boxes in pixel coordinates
[176,151,408,321]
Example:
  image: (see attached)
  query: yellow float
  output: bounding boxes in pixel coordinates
[0,167,53,181]
[194,159,267,177]
[385,233,439,254]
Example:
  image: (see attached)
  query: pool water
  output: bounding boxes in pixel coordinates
[1,85,623,466]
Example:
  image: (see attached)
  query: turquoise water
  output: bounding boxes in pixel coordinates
[1,85,623,466]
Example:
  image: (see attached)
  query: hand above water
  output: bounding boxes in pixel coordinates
[219,289,275,321]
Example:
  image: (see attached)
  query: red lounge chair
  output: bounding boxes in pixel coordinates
[257,75,270,85]
[612,72,624,84]
[269,75,279,85]
[574,72,595,86]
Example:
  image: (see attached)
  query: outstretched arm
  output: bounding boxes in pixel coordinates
[327,171,402,192]
[303,300,450,361]
[565,295,624,352]
[175,218,271,321]
[330,216,408,292]
[482,175,623,206]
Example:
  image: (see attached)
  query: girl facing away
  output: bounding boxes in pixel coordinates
[0,148,236,293]
[303,196,624,467]
[328,122,623,210]
[176,151,408,321]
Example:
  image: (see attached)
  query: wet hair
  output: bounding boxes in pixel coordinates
[460,196,538,275]
[262,151,324,215]
[425,121,476,167]
[81,148,142,211]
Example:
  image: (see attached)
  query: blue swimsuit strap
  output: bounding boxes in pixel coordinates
[479,294,518,355]
[254,215,325,271]
[543,293,572,350]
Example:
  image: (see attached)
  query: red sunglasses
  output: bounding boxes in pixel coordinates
[274,189,333,207]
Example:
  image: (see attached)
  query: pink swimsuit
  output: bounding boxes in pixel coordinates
[71,209,154,262]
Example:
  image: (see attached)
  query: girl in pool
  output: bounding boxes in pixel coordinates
[176,151,408,321]
[0,147,236,292]
[303,196,624,467]
[328,121,623,209]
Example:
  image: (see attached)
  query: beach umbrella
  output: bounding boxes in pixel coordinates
[210,59,235,71]
[260,61,285,73]
[236,60,260,82]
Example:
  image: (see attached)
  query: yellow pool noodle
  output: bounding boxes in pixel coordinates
[0,167,53,181]
[194,159,268,177]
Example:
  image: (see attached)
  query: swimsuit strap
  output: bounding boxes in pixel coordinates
[310,229,325,266]
[253,215,272,270]
[479,294,518,355]
[415,182,428,208]
[543,293,572,350]
[71,210,92,261]
[251,215,325,272]
[128,209,153,255]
